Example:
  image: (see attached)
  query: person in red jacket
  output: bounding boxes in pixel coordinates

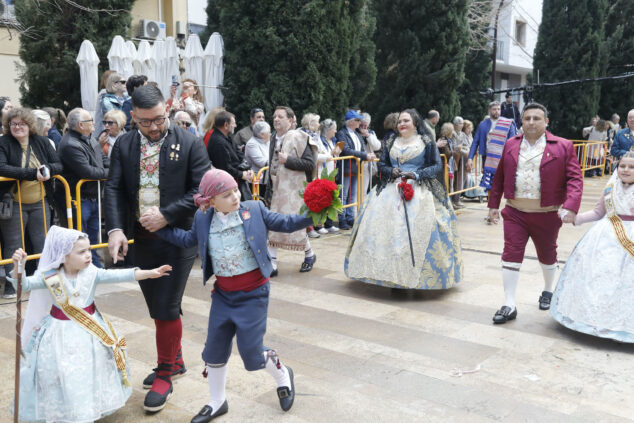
[487,103,583,324]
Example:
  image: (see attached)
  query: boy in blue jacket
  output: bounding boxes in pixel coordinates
[156,168,313,422]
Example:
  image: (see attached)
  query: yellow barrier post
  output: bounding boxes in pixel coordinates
[252,167,269,201]
[74,179,107,232]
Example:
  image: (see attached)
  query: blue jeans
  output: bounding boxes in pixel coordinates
[338,173,358,224]
[80,198,102,268]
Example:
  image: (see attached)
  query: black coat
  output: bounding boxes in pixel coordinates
[206,129,253,200]
[58,130,109,199]
[0,134,63,203]
[104,125,210,237]
[336,127,368,176]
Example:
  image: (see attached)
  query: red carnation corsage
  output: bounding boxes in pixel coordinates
[299,168,343,225]
[398,179,414,201]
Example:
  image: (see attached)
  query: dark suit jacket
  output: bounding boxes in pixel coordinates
[488,131,583,213]
[58,130,109,199]
[336,127,368,176]
[157,200,312,284]
[104,124,210,237]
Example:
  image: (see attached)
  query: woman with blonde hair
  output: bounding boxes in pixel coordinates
[436,122,462,208]
[202,106,226,148]
[94,72,127,139]
[99,109,127,157]
[169,78,205,125]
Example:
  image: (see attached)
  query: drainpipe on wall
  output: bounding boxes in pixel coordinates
[158,0,162,22]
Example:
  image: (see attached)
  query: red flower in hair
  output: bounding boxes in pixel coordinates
[398,180,414,201]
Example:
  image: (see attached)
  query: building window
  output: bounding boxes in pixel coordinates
[515,20,526,46]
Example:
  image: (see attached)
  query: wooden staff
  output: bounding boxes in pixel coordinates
[14,257,25,423]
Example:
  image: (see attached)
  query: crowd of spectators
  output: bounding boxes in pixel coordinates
[1,72,631,297]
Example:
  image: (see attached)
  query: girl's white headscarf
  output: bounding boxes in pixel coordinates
[21,226,88,348]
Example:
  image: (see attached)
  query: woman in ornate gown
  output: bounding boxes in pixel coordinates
[550,152,634,342]
[344,109,463,289]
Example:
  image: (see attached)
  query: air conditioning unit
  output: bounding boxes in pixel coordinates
[139,19,166,40]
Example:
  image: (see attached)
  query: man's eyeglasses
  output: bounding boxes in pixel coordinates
[9,122,26,128]
[102,120,117,126]
[80,119,94,124]
[136,116,167,127]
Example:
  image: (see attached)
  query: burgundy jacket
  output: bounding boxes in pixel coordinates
[488,131,583,213]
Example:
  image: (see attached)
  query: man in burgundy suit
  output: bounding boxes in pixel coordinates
[487,103,583,324]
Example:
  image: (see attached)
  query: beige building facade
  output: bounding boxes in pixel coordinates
[0,0,189,107]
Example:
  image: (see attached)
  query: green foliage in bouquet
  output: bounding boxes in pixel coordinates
[299,167,343,226]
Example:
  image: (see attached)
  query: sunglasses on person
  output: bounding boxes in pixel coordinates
[178,120,192,128]
[102,120,117,126]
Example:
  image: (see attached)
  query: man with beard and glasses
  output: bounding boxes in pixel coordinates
[105,85,210,413]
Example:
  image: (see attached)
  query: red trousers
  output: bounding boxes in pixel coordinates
[501,206,562,265]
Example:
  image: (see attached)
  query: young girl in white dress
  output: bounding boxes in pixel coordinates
[9,225,171,422]
[550,152,634,342]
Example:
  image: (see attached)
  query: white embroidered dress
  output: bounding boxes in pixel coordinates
[550,171,634,342]
[13,265,135,422]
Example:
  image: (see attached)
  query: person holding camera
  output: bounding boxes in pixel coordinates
[0,107,62,298]
[206,110,254,201]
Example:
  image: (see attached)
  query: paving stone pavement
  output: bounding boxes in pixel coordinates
[0,175,633,422]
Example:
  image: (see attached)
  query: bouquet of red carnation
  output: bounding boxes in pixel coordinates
[299,167,343,226]
[398,179,414,201]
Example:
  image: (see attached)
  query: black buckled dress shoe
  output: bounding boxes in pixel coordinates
[270,269,278,278]
[277,366,295,412]
[299,255,316,273]
[492,306,517,324]
[539,291,553,310]
[191,400,229,423]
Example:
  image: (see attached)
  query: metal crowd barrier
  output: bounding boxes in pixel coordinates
[74,179,134,253]
[571,140,608,176]
[253,156,362,213]
[0,175,73,266]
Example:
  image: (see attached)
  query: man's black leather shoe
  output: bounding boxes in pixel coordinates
[539,291,553,310]
[191,400,228,423]
[492,306,517,324]
[277,366,295,412]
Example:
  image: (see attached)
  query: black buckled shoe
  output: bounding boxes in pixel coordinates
[270,268,278,278]
[299,255,316,273]
[143,351,187,389]
[492,306,517,324]
[539,291,553,310]
[277,366,295,412]
[191,400,229,423]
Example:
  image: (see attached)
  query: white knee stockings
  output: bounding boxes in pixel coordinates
[501,261,521,310]
[205,364,228,412]
[540,262,558,293]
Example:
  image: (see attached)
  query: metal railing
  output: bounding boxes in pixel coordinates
[0,175,73,266]
[572,140,608,176]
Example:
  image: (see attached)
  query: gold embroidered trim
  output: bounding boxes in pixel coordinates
[42,271,130,387]
[604,183,634,259]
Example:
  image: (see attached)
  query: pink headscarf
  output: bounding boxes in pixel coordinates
[193,169,238,209]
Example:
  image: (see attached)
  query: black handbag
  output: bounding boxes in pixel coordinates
[0,192,13,220]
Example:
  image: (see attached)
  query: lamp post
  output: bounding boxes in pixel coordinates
[491,0,506,100]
